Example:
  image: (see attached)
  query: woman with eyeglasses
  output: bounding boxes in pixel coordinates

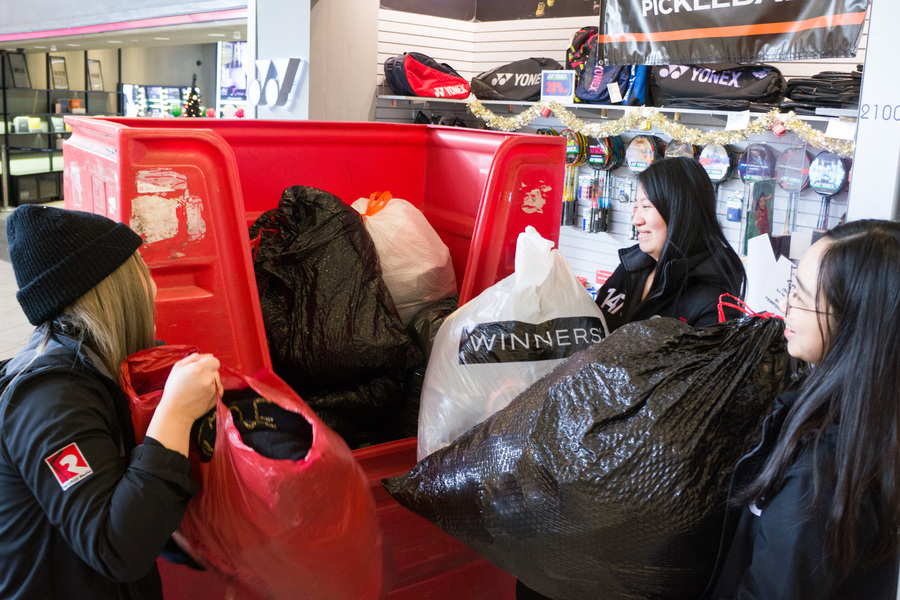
[703,219,900,599]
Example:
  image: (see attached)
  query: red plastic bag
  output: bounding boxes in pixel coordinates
[121,345,385,600]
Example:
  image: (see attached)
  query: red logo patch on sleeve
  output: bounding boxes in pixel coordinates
[45,442,93,490]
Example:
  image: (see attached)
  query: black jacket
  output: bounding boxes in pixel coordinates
[0,328,197,600]
[595,244,741,332]
[705,391,900,599]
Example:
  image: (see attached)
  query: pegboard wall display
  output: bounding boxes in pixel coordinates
[553,126,847,278]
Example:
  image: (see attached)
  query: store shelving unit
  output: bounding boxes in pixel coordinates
[376,92,858,130]
[1,50,121,209]
[376,93,859,279]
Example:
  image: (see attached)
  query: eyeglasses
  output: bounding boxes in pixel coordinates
[784,265,837,317]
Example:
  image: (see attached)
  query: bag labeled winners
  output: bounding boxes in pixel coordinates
[416,226,608,459]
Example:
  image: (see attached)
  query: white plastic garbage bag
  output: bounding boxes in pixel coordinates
[352,192,457,324]
[416,226,608,459]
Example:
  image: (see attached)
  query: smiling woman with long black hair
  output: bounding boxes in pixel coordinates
[594,156,746,331]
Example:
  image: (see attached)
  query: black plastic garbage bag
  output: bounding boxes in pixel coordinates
[383,316,791,600]
[289,371,407,447]
[396,295,462,439]
[407,295,460,362]
[249,185,415,447]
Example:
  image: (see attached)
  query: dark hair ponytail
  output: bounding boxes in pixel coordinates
[737,219,900,573]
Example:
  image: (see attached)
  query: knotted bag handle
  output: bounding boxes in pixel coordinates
[717,293,783,323]
[362,190,393,219]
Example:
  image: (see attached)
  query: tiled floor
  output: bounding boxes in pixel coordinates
[0,204,61,360]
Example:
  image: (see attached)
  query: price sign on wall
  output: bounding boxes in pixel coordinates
[541,71,575,105]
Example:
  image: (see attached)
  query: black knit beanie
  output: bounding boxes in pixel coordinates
[7,205,144,325]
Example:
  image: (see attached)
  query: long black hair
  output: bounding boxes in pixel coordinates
[737,219,900,573]
[636,156,746,300]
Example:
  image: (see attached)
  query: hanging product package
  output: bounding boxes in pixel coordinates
[121,345,385,600]
[249,185,418,448]
[416,226,608,460]
[387,316,792,600]
[351,191,458,324]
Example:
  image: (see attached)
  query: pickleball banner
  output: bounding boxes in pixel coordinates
[598,0,869,65]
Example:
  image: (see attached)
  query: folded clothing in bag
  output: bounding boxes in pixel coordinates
[384,52,471,99]
[471,57,563,101]
[386,316,792,600]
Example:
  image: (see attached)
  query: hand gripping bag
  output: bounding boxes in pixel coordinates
[121,345,385,600]
[386,316,792,600]
[351,191,458,324]
[416,226,608,460]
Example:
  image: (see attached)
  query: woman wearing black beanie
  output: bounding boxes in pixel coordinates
[0,205,221,600]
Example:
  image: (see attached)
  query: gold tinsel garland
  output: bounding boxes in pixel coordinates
[467,98,855,158]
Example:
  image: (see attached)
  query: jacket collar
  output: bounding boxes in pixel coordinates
[618,244,719,301]
[7,325,113,382]
[774,388,801,413]
[618,243,657,272]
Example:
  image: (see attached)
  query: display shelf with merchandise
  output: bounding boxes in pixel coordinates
[375,93,858,281]
[376,92,856,131]
[1,50,122,208]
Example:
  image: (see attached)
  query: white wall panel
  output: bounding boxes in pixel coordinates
[310,0,379,121]
[378,10,475,79]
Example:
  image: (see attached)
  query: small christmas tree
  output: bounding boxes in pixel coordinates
[183,74,202,117]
